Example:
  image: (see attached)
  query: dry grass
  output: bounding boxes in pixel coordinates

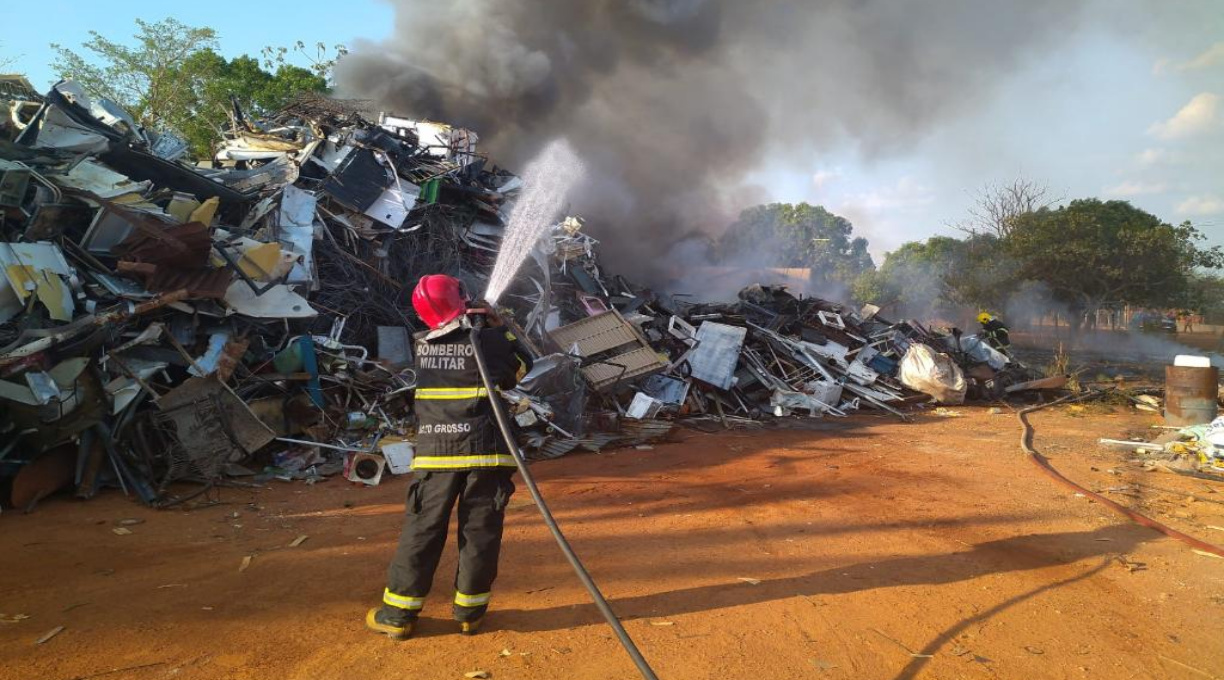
[1046,342,1083,392]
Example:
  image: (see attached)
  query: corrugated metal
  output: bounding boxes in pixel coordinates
[549,311,639,357]
[549,310,668,391]
[620,418,675,440]
[581,347,666,390]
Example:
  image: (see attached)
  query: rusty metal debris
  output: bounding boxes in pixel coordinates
[0,78,1054,512]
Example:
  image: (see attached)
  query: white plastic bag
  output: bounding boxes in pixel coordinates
[899,343,967,404]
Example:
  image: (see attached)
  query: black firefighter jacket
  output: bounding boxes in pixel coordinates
[411,321,533,471]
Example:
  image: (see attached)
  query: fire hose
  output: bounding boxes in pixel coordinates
[469,319,660,680]
[1019,393,1224,558]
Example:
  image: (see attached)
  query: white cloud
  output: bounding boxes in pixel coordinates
[1177,195,1224,216]
[1149,93,1220,140]
[826,176,937,259]
[811,168,842,190]
[1152,43,1224,74]
[843,176,935,211]
[1179,43,1224,71]
[1104,180,1168,197]
[1134,148,1175,167]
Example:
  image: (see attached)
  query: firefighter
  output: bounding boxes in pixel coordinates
[977,312,1011,355]
[366,274,533,640]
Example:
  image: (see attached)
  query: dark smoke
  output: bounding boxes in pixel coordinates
[335,0,1086,283]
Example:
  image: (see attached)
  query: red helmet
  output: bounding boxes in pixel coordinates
[413,275,468,329]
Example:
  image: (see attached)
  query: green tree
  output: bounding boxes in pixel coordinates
[718,203,874,295]
[853,237,961,315]
[176,52,327,157]
[850,268,900,310]
[852,235,1014,318]
[1007,199,1223,331]
[51,19,218,130]
[52,20,335,157]
[261,42,349,83]
[1181,273,1224,325]
[940,234,1017,312]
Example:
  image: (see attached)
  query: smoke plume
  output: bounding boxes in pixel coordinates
[336,1,1087,283]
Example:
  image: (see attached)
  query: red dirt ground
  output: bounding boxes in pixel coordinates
[2,406,1223,680]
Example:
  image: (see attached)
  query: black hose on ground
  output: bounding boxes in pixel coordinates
[1018,392,1224,558]
[469,320,661,680]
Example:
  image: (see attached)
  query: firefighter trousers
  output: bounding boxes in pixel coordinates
[383,469,516,622]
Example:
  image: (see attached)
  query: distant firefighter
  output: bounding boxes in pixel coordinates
[977,312,1011,355]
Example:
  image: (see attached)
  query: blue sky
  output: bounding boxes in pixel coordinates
[2,1,1221,263]
[750,24,1224,257]
[1,0,392,88]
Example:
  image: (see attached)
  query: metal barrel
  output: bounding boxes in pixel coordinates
[1164,366,1219,426]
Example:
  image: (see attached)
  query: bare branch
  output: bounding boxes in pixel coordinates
[953,177,1062,238]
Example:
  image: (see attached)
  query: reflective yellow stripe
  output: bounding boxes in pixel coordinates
[416,387,489,400]
[383,589,425,610]
[413,455,516,469]
[454,591,491,607]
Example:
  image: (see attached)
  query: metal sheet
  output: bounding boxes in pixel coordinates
[224,282,316,318]
[278,185,316,284]
[640,374,690,405]
[377,326,413,368]
[53,159,150,198]
[627,392,664,419]
[33,106,111,154]
[363,185,419,228]
[309,140,356,173]
[0,242,75,322]
[98,145,255,213]
[0,242,72,275]
[321,149,391,211]
[688,322,747,390]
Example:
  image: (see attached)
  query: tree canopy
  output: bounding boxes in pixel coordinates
[176,52,327,156]
[851,187,1223,330]
[51,19,218,132]
[851,235,1014,318]
[1184,274,1224,324]
[718,203,874,294]
[1007,199,1222,322]
[51,19,333,158]
[853,237,961,317]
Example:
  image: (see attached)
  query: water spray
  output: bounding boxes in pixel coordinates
[485,139,585,304]
[472,140,660,679]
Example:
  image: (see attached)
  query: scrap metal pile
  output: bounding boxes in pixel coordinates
[504,246,1055,459]
[0,79,1055,511]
